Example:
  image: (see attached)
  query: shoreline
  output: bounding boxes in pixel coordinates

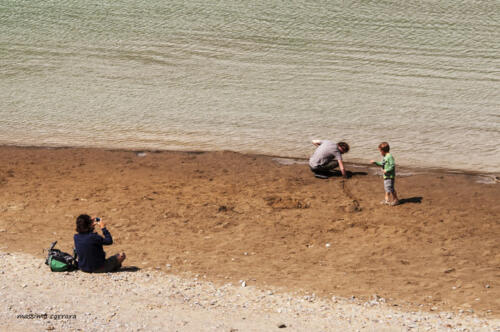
[1,143,499,180]
[1,145,499,318]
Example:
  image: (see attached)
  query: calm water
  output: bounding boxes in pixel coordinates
[1,0,499,172]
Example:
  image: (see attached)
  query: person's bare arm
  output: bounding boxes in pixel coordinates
[312,140,321,146]
[338,160,347,177]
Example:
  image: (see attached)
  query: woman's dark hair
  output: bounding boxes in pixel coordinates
[338,141,350,153]
[76,214,93,233]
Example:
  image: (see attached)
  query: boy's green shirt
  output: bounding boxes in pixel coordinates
[375,153,395,179]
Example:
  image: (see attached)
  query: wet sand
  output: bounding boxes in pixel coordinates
[0,146,499,317]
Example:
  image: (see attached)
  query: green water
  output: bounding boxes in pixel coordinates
[1,0,499,172]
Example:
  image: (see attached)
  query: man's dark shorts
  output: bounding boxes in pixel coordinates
[310,159,338,172]
[93,254,122,273]
[310,160,339,176]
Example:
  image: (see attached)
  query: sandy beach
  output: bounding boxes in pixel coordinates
[1,251,498,331]
[0,145,499,330]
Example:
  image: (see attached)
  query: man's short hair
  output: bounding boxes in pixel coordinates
[378,142,390,153]
[76,214,93,234]
[338,142,350,153]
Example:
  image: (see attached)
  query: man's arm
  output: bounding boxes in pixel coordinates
[338,159,347,177]
[312,140,322,146]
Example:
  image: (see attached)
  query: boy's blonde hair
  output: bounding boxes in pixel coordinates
[378,142,390,153]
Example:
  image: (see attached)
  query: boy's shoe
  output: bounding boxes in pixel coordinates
[390,200,400,206]
[380,200,389,205]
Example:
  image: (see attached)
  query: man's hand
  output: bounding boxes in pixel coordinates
[342,169,353,179]
[370,160,375,164]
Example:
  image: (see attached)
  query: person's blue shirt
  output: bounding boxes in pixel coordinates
[74,228,113,272]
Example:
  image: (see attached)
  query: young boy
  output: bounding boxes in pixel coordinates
[370,142,399,206]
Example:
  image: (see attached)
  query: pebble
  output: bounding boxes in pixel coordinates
[1,251,498,331]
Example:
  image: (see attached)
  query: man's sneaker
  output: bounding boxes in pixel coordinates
[390,200,400,206]
[380,200,389,205]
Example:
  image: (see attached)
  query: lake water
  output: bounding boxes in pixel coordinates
[1,0,499,172]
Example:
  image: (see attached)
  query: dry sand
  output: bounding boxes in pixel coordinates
[0,146,499,330]
[1,251,498,331]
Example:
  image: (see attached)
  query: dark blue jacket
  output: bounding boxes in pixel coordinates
[74,228,113,272]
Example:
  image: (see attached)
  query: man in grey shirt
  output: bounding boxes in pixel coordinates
[309,140,350,178]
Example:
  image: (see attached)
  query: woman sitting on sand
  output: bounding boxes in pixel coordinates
[74,214,126,273]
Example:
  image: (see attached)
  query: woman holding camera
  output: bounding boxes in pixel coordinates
[74,214,126,273]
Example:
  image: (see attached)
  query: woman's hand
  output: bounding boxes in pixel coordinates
[97,219,106,229]
[92,217,106,229]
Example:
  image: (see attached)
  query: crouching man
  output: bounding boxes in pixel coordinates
[309,140,350,178]
[74,214,126,273]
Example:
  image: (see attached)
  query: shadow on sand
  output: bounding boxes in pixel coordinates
[313,170,368,179]
[114,266,141,273]
[399,197,423,204]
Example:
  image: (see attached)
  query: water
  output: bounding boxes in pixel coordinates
[1,0,499,172]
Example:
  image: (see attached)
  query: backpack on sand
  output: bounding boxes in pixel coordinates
[45,241,78,272]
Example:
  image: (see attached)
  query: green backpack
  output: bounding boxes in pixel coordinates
[45,241,78,272]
